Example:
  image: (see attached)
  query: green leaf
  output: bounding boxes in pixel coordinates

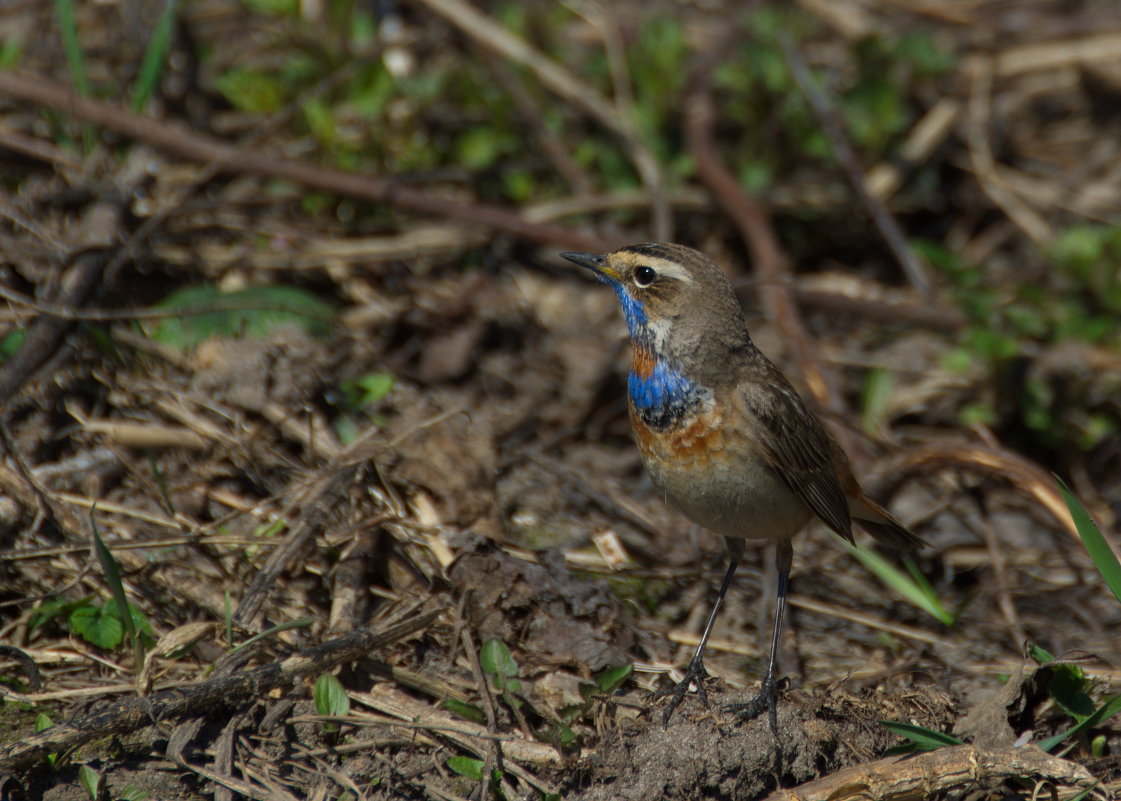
[0,329,25,361]
[1051,225,1110,277]
[78,764,102,801]
[0,32,22,69]
[503,169,535,203]
[63,599,153,652]
[1030,643,1055,664]
[69,604,124,650]
[34,713,57,765]
[479,640,518,679]
[240,0,298,14]
[1056,475,1121,606]
[457,126,506,170]
[594,664,632,694]
[146,285,334,349]
[1039,693,1121,752]
[446,756,485,780]
[881,720,963,751]
[544,721,577,749]
[29,596,94,634]
[125,605,156,644]
[342,372,395,409]
[304,98,337,145]
[215,68,287,112]
[939,347,974,374]
[313,674,350,717]
[849,545,954,625]
[119,785,149,801]
[896,32,956,76]
[253,519,288,538]
[737,161,773,194]
[443,698,486,724]
[911,238,962,273]
[1047,664,1094,722]
[332,415,361,445]
[860,368,893,435]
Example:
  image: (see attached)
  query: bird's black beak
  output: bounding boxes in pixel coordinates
[560,251,618,282]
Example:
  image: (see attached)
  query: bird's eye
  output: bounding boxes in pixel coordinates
[633,265,657,287]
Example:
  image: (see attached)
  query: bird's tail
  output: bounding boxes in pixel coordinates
[850,495,928,551]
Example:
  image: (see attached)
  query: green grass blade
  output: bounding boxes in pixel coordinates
[1038,693,1121,752]
[904,554,942,601]
[224,590,234,648]
[54,0,96,151]
[880,720,963,750]
[227,616,315,656]
[1066,782,1100,801]
[131,0,179,111]
[849,544,954,625]
[55,0,89,98]
[147,452,176,517]
[860,368,892,435]
[1055,475,1121,606]
[91,511,145,669]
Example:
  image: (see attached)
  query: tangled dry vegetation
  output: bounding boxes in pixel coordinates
[2,0,1121,799]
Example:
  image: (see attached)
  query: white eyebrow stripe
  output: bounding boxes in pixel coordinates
[649,260,691,283]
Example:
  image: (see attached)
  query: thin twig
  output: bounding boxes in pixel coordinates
[0,608,444,773]
[683,34,854,451]
[962,56,1051,244]
[232,465,360,628]
[0,71,612,252]
[759,745,1100,801]
[0,247,115,403]
[460,618,502,801]
[408,0,670,239]
[482,52,594,195]
[780,36,932,298]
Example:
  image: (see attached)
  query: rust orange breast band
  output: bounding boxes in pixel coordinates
[630,403,725,464]
[631,345,656,379]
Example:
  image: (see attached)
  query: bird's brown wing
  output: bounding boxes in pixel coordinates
[825,432,928,551]
[738,376,855,544]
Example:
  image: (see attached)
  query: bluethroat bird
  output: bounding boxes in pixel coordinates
[561,243,927,728]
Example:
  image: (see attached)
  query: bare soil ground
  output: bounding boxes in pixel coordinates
[2,1,1121,800]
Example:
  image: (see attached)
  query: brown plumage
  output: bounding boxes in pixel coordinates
[562,243,926,729]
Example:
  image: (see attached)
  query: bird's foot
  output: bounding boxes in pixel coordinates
[654,654,711,728]
[724,669,780,733]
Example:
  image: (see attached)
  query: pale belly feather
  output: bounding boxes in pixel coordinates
[633,406,812,543]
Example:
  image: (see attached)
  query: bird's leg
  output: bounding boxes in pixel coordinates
[725,539,792,738]
[657,539,744,727]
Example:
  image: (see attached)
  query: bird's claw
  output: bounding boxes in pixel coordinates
[655,655,710,728]
[724,670,780,734]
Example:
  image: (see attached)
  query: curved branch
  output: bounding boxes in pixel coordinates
[0,71,612,253]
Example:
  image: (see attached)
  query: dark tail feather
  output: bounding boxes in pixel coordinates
[851,496,928,551]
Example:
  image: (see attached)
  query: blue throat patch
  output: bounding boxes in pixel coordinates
[628,363,705,430]
[612,284,648,341]
[610,286,705,430]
